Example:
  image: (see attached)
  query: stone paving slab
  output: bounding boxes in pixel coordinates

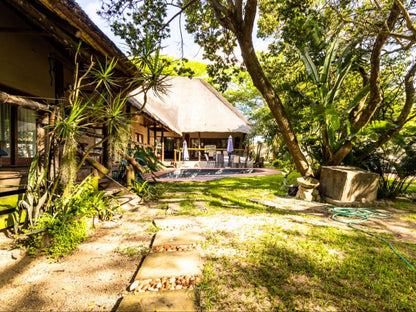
[164,192,203,196]
[193,201,208,212]
[117,289,196,312]
[152,231,205,248]
[136,250,202,280]
[167,203,182,214]
[158,198,188,203]
[153,218,195,230]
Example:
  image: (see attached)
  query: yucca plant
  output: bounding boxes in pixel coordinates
[18,43,168,232]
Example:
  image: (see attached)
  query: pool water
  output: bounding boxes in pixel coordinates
[159,168,260,179]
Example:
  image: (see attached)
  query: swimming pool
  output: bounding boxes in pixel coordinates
[153,168,280,182]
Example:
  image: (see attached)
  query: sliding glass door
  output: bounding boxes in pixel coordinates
[0,103,37,166]
[0,103,11,165]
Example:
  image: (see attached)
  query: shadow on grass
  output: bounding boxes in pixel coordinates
[202,223,416,311]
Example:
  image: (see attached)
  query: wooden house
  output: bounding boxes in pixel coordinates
[129,76,252,164]
[0,0,173,192]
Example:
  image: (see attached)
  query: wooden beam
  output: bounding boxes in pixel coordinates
[0,92,49,111]
[0,27,48,36]
[5,0,79,54]
[78,130,104,138]
[38,0,136,76]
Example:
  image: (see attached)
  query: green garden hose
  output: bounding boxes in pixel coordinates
[325,206,415,271]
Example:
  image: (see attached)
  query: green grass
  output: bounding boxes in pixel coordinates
[0,194,19,211]
[406,180,416,194]
[114,243,149,256]
[160,174,416,311]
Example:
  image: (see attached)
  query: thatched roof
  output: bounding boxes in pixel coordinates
[129,77,252,136]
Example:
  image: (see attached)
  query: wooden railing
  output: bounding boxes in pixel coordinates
[174,148,248,162]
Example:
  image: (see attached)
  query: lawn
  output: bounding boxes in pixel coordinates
[159,175,416,311]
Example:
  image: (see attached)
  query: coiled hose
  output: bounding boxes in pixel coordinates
[325,206,415,271]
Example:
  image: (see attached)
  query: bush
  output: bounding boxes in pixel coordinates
[363,140,416,199]
[21,176,119,258]
[25,213,88,258]
[272,157,296,172]
[131,180,165,202]
[286,171,301,185]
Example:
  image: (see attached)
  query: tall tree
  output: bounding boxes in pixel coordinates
[100,0,416,176]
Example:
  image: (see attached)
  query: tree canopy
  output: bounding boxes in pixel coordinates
[100,0,416,176]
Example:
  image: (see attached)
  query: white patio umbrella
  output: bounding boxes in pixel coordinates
[227,135,234,154]
[183,140,189,161]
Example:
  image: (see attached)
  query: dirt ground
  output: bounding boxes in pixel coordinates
[0,205,155,312]
[0,195,415,312]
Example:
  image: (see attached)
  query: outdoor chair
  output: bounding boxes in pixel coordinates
[204,153,215,167]
[239,156,247,168]
[216,154,224,168]
[232,155,240,168]
[223,155,230,167]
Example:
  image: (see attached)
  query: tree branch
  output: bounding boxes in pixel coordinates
[382,31,416,41]
[394,0,416,36]
[159,0,199,33]
[357,62,416,161]
[243,0,257,36]
[351,1,401,133]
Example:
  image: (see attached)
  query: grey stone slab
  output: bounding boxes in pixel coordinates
[153,218,195,230]
[320,166,379,203]
[136,251,202,280]
[152,231,204,248]
[117,289,197,312]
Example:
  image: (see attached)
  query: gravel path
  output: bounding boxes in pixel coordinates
[0,206,154,312]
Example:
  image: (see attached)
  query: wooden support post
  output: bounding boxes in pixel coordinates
[161,128,165,162]
[126,164,134,188]
[198,132,201,162]
[92,169,99,192]
[153,123,157,153]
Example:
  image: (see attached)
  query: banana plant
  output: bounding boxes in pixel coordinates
[299,38,369,162]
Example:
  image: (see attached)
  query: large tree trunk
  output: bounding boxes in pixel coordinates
[238,38,312,176]
[210,0,312,176]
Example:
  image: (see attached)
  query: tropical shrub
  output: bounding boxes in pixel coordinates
[362,136,416,199]
[22,176,119,258]
[130,180,164,202]
[115,145,164,201]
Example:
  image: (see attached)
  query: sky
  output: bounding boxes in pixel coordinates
[76,0,206,61]
[76,0,270,63]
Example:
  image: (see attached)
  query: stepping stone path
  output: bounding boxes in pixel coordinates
[164,192,204,196]
[154,217,195,231]
[158,198,189,203]
[117,216,204,311]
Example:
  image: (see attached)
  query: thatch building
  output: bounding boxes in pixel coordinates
[129,76,251,162]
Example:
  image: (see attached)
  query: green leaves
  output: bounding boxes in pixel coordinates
[297,37,363,156]
[299,50,319,84]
